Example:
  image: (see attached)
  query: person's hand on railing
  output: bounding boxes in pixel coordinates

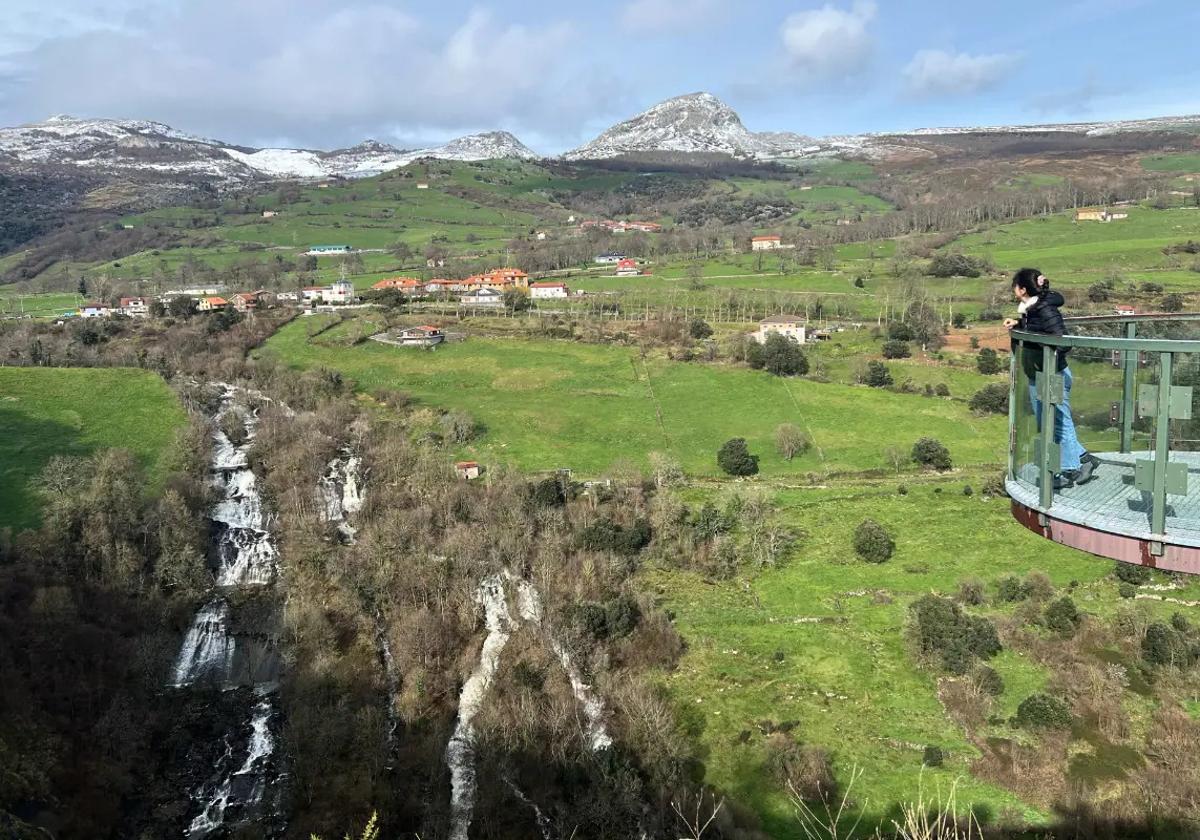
[1003,318,1018,330]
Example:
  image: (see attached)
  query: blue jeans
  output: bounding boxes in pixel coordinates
[1029,366,1084,473]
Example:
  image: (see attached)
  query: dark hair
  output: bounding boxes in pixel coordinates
[1012,268,1043,297]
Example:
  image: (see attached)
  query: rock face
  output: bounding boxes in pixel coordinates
[0,115,540,186]
[563,92,813,160]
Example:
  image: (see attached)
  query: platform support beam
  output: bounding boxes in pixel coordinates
[1120,321,1137,453]
[1152,352,1173,537]
[1007,341,1018,480]
[1038,343,1057,510]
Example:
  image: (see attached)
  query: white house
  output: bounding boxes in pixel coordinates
[325,280,354,304]
[416,182,429,190]
[120,296,149,317]
[753,315,807,345]
[262,210,278,218]
[301,286,325,303]
[275,291,299,302]
[594,252,626,264]
[460,288,504,307]
[455,460,482,479]
[395,325,445,346]
[529,282,568,299]
[751,235,783,251]
[615,258,640,277]
[78,302,111,318]
[535,231,549,241]
[305,244,353,256]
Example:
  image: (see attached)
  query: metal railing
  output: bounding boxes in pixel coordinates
[1008,313,1200,552]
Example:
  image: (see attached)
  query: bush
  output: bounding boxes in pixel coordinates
[881,339,911,359]
[853,519,895,563]
[928,252,988,278]
[1118,582,1137,599]
[1023,571,1054,601]
[774,423,811,461]
[922,745,944,767]
[689,318,713,339]
[1161,293,1185,313]
[1142,622,1190,667]
[1014,693,1072,729]
[957,577,985,605]
[530,477,566,508]
[969,383,1009,415]
[1044,596,1082,636]
[887,322,914,341]
[912,437,952,471]
[1087,283,1110,303]
[979,308,1003,322]
[951,312,967,329]
[935,383,950,397]
[864,360,893,388]
[996,576,1026,602]
[750,332,809,376]
[717,438,759,476]
[579,518,653,556]
[976,347,1004,375]
[973,665,1005,697]
[1113,561,1151,586]
[910,595,1001,674]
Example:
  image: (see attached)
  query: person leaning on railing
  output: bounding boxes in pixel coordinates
[1004,268,1100,490]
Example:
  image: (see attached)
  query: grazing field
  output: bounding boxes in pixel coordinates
[1141,154,1200,173]
[0,367,186,531]
[648,482,1200,838]
[261,317,1007,477]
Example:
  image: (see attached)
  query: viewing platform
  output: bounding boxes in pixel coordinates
[1007,314,1200,574]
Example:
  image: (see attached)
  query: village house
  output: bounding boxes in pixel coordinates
[753,315,807,345]
[1076,208,1129,223]
[301,286,325,303]
[426,257,446,268]
[261,210,278,218]
[119,296,149,317]
[752,235,783,251]
[594,251,626,264]
[78,302,111,318]
[535,231,549,240]
[455,461,482,480]
[275,291,298,302]
[305,244,354,256]
[1114,304,1137,316]
[232,292,260,312]
[416,182,429,189]
[460,288,504,307]
[615,258,640,277]
[372,277,423,293]
[324,280,355,304]
[395,325,445,347]
[529,281,568,299]
[424,279,457,295]
[198,296,230,312]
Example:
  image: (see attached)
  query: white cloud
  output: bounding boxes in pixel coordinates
[0,1,619,150]
[619,0,724,32]
[779,1,877,82]
[902,49,1019,98]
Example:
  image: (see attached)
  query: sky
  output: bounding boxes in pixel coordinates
[1,0,1197,154]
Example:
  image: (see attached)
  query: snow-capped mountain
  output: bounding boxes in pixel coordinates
[563,92,814,161]
[0,115,541,184]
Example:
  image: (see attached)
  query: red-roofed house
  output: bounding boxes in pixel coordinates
[119,296,149,317]
[529,281,568,300]
[455,461,482,480]
[373,277,423,292]
[198,296,229,312]
[232,292,260,312]
[615,258,640,277]
[395,325,445,346]
[752,235,783,251]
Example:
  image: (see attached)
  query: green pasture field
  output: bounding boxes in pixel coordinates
[1141,154,1200,173]
[0,367,187,531]
[261,318,1007,477]
[648,481,1200,837]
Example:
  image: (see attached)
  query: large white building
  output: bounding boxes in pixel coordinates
[753,315,806,345]
[529,282,568,299]
[751,235,783,251]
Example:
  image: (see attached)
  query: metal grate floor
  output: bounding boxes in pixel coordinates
[1008,451,1200,547]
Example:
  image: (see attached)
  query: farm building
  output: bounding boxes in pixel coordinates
[232,292,260,312]
[301,286,325,303]
[78,302,111,318]
[530,282,568,299]
[416,182,429,189]
[535,231,549,240]
[1114,305,1137,316]
[753,315,807,344]
[305,244,354,256]
[275,291,298,302]
[262,210,278,218]
[455,461,482,480]
[395,326,445,346]
[460,288,504,307]
[594,252,626,264]
[120,297,149,317]
[751,235,783,251]
[615,258,640,277]
[198,296,230,312]
[1075,209,1129,222]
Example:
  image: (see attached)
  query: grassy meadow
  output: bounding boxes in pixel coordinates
[0,367,187,531]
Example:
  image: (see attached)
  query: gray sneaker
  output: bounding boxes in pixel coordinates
[1074,458,1098,486]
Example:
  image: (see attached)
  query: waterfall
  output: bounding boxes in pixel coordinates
[375,613,401,764]
[171,383,285,838]
[171,598,236,687]
[445,572,613,840]
[318,449,365,543]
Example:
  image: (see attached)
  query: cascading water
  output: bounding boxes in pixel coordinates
[446,571,613,840]
[318,449,365,543]
[171,383,285,837]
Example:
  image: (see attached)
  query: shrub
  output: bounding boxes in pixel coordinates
[689,318,714,339]
[1118,582,1137,599]
[928,252,988,278]
[957,578,985,605]
[881,339,911,359]
[910,595,1002,674]
[979,307,1003,322]
[764,735,837,803]
[951,312,967,329]
[1014,693,1072,729]
[912,437,952,471]
[579,518,653,556]
[864,361,893,388]
[962,485,973,497]
[774,423,811,461]
[969,383,1009,415]
[995,576,1027,602]
[757,332,809,376]
[853,519,895,563]
[1044,596,1082,636]
[1142,622,1189,667]
[1113,561,1151,586]
[922,745,944,767]
[887,322,914,341]
[1087,283,1110,303]
[935,383,950,397]
[1023,571,1055,601]
[717,438,759,476]
[1161,293,1185,313]
[530,477,566,508]
[976,347,1004,375]
[973,665,1005,697]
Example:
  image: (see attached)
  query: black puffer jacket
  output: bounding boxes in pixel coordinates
[1014,290,1068,377]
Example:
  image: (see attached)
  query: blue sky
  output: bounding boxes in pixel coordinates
[1,0,1197,153]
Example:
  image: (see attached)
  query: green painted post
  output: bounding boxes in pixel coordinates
[1120,321,1137,453]
[1038,343,1056,510]
[1007,339,1019,480]
[1151,351,1173,537]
